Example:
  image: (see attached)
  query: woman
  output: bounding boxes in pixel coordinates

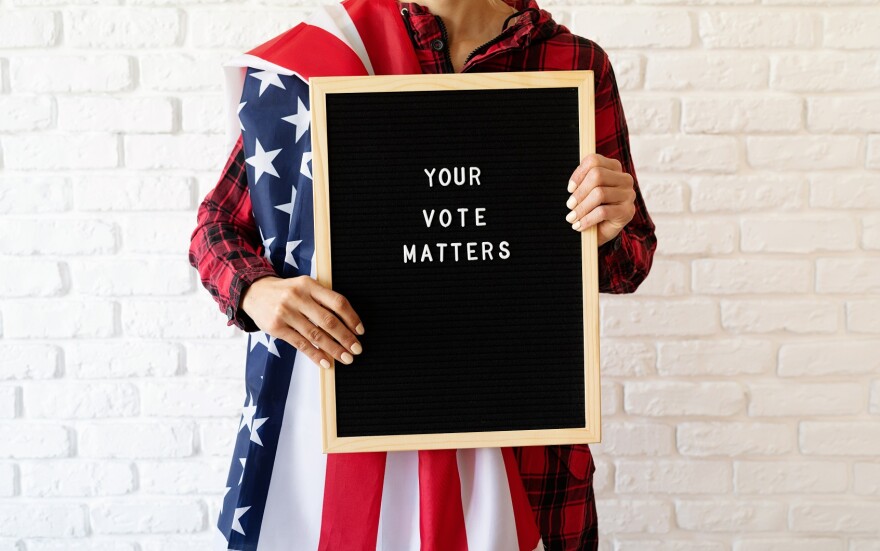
[189,0,656,549]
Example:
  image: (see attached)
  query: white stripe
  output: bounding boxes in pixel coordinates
[457,448,521,551]
[257,252,327,551]
[376,451,421,550]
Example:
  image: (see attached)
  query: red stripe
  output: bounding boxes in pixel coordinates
[418,449,468,551]
[247,24,369,79]
[318,452,388,551]
[502,447,543,550]
[343,0,423,75]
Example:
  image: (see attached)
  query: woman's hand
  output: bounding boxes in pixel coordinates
[564,153,636,247]
[240,275,364,369]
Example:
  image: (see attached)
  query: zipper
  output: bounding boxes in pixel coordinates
[433,15,455,74]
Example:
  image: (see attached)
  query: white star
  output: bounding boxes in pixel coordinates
[250,70,285,96]
[238,102,246,131]
[220,486,231,514]
[238,457,246,485]
[259,226,275,261]
[239,392,257,433]
[281,97,310,142]
[231,506,251,535]
[249,331,281,357]
[245,139,281,185]
[285,240,302,268]
[250,417,269,446]
[275,186,297,216]
[300,151,312,180]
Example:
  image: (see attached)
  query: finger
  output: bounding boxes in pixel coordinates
[565,168,630,211]
[567,153,623,192]
[288,311,354,365]
[309,282,365,336]
[565,184,631,225]
[300,300,362,359]
[274,325,334,369]
[572,203,631,232]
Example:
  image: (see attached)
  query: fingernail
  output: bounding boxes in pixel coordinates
[565,210,576,223]
[567,179,576,193]
[341,352,354,364]
[351,342,363,355]
[356,323,365,335]
[565,195,576,209]
[320,359,331,369]
[572,221,581,230]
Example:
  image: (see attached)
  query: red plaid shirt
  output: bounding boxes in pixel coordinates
[188,1,656,548]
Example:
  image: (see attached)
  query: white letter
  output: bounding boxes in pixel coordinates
[475,208,486,226]
[422,209,435,228]
[454,167,465,186]
[403,244,417,263]
[450,242,463,261]
[420,244,434,262]
[424,168,436,187]
[457,207,469,227]
[439,209,452,227]
[498,240,510,259]
[470,166,481,185]
[437,242,447,262]
[481,241,494,260]
[439,168,451,186]
[466,242,478,261]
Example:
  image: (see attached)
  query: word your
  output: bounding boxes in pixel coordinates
[424,167,482,187]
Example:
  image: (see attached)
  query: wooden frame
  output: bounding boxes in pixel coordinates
[309,71,600,453]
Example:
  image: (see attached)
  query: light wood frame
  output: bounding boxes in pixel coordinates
[309,71,600,453]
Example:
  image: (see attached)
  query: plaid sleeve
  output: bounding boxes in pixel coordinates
[187,136,279,332]
[593,52,657,295]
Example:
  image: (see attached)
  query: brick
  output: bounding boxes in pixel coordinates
[600,340,655,377]
[810,174,880,208]
[185,341,246,378]
[816,258,880,293]
[741,215,857,253]
[595,500,671,534]
[620,97,678,134]
[139,458,227,494]
[851,541,880,551]
[734,539,843,551]
[0,10,57,47]
[124,134,224,170]
[90,499,204,534]
[854,462,880,496]
[631,135,739,173]
[657,339,774,376]
[699,11,814,48]
[572,9,691,48]
[619,542,725,551]
[749,382,865,417]
[72,174,192,211]
[0,423,70,458]
[823,12,880,49]
[23,382,138,418]
[693,259,811,294]
[0,95,52,131]
[869,136,880,169]
[66,8,179,48]
[872,380,880,414]
[66,340,180,378]
[602,381,621,415]
[181,95,225,133]
[683,95,802,133]
[735,461,848,494]
[27,542,137,551]
[78,421,195,458]
[3,133,118,170]
[602,298,718,337]
[617,460,731,494]
[70,257,192,296]
[0,175,70,213]
[0,387,17,419]
[140,52,230,92]
[747,136,861,170]
[638,178,686,213]
[646,53,768,90]
[0,344,59,380]
[119,213,197,253]
[189,8,308,49]
[808,96,880,133]
[690,175,805,212]
[10,55,132,92]
[847,300,880,333]
[0,464,14,497]
[0,258,64,297]
[800,422,880,455]
[142,380,240,417]
[58,96,174,132]
[625,381,745,416]
[0,503,86,537]
[790,502,880,532]
[779,341,880,376]
[772,53,880,92]
[607,53,642,90]
[591,423,673,456]
[21,460,134,497]
[653,218,737,254]
[678,422,792,456]
[199,419,238,457]
[862,214,880,250]
[633,259,687,296]
[721,299,838,334]
[2,300,115,339]
[122,299,239,339]
[676,500,785,532]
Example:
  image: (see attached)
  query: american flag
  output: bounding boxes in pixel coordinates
[213,1,542,549]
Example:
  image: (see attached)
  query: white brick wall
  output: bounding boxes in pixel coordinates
[0,0,877,548]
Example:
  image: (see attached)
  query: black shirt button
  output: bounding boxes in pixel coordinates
[431,38,445,51]
[226,305,234,320]
[613,235,622,250]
